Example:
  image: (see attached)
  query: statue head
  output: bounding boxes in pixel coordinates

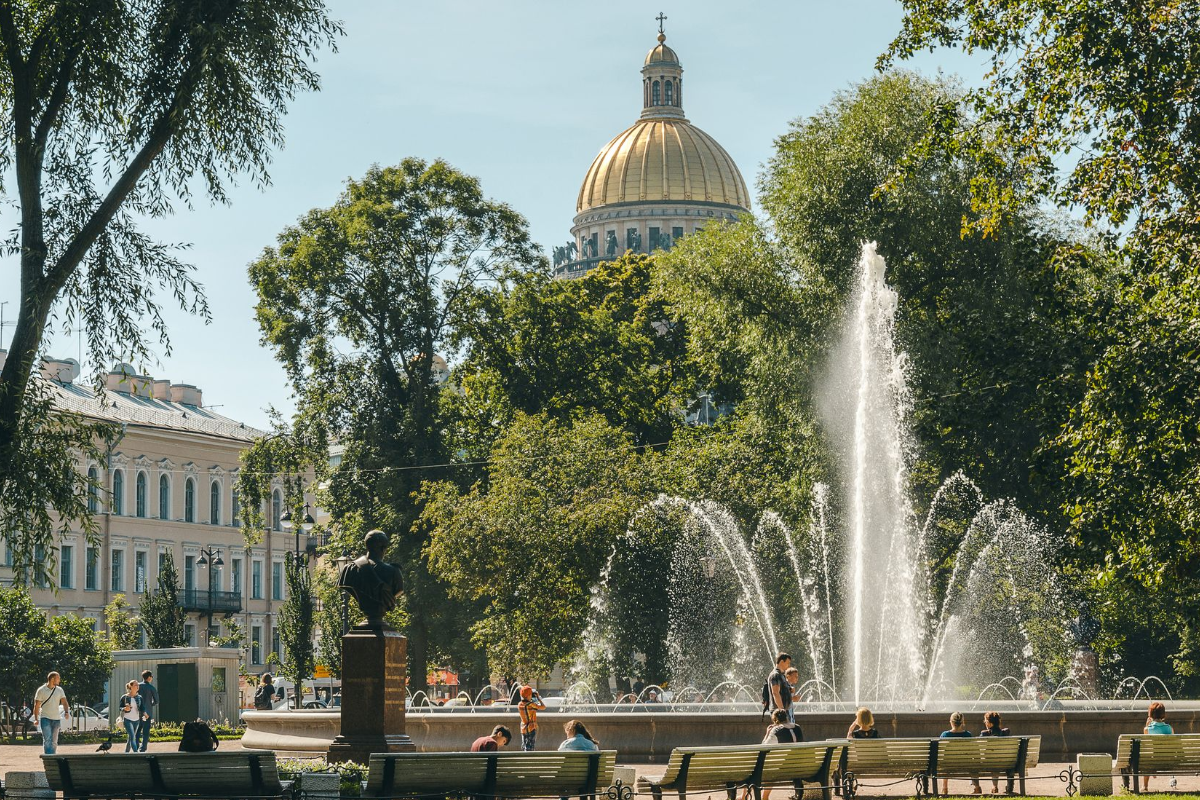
[364,529,389,559]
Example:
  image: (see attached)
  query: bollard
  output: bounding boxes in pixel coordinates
[298,772,341,800]
[611,766,637,795]
[1077,753,1114,796]
[4,771,55,800]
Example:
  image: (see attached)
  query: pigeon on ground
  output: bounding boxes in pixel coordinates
[96,735,113,754]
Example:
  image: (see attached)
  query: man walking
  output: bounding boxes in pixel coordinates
[137,670,159,752]
[33,671,71,755]
[764,653,793,721]
[516,685,546,751]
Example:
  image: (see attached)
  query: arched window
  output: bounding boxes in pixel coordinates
[232,490,241,528]
[111,470,124,515]
[87,466,99,513]
[665,80,673,105]
[271,490,282,532]
[136,473,147,517]
[184,478,196,523]
[159,474,170,520]
[652,80,660,105]
[210,481,221,525]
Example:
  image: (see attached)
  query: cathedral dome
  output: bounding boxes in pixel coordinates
[558,23,750,279]
[576,118,750,213]
[644,34,679,66]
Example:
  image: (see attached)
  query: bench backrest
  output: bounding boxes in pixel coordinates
[652,743,840,791]
[1115,734,1200,772]
[840,738,934,777]
[365,751,616,798]
[42,751,284,798]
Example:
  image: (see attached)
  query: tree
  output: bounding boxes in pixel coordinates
[248,158,544,692]
[0,587,113,709]
[0,0,340,574]
[451,253,695,448]
[103,594,140,650]
[141,550,187,648]
[277,553,314,709]
[423,412,648,679]
[884,1,1200,268]
[210,618,246,652]
[883,0,1200,686]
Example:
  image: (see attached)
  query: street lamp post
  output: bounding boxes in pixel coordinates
[280,503,317,563]
[196,547,224,645]
[279,503,316,709]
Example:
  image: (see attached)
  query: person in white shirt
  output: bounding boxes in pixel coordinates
[33,671,71,755]
[118,680,149,752]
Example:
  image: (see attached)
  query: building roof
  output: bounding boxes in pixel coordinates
[644,37,679,66]
[576,117,751,213]
[49,379,264,443]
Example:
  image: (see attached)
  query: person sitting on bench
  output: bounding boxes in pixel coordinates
[979,711,1012,794]
[1140,702,1173,792]
[846,707,880,739]
[940,711,981,795]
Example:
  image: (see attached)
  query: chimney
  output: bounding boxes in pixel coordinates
[41,357,80,384]
[169,383,202,406]
[106,362,152,395]
[152,379,172,400]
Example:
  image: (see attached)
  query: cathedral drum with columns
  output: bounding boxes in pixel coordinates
[554,22,751,278]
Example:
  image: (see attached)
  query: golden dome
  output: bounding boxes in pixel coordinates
[576,118,751,214]
[645,38,679,66]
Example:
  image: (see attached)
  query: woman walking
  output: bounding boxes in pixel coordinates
[119,680,148,753]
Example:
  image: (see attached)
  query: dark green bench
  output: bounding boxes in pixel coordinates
[42,750,291,800]
[363,750,616,799]
[1116,733,1200,793]
[636,742,844,800]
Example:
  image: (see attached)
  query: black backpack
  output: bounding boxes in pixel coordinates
[178,720,219,752]
[761,677,771,710]
[253,683,273,710]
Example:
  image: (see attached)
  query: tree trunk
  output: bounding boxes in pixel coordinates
[0,278,53,479]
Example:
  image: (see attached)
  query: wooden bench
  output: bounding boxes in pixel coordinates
[836,736,1040,798]
[636,742,843,800]
[1115,733,1200,794]
[931,736,1040,796]
[363,750,616,799]
[42,750,291,800]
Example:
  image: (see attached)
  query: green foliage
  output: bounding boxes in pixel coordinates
[0,0,340,574]
[248,158,544,690]
[884,0,1200,265]
[884,0,1200,687]
[1,383,117,588]
[314,562,357,678]
[278,554,315,706]
[423,412,649,679]
[140,549,187,649]
[210,618,246,652]
[103,595,140,651]
[451,253,695,446]
[0,587,113,707]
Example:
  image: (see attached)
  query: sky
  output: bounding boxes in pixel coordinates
[7,1,987,429]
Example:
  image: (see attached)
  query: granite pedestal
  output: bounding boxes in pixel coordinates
[327,624,415,763]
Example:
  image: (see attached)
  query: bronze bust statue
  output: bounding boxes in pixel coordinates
[337,529,404,626]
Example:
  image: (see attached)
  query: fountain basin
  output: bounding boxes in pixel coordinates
[242,706,1200,762]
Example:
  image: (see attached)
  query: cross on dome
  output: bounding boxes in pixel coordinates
[656,12,667,35]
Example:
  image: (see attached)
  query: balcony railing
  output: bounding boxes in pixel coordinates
[180,588,242,614]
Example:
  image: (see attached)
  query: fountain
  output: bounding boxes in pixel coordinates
[581,243,1072,707]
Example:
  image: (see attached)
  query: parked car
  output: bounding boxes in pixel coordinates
[70,705,110,732]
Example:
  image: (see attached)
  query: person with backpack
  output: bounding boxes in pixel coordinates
[762,653,793,721]
[254,673,275,710]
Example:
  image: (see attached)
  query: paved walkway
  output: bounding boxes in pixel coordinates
[4,744,1200,797]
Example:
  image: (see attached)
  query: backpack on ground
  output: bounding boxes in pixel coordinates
[178,719,219,752]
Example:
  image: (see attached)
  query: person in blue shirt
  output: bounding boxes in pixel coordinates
[1140,702,1173,792]
[558,719,599,752]
[940,712,980,794]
